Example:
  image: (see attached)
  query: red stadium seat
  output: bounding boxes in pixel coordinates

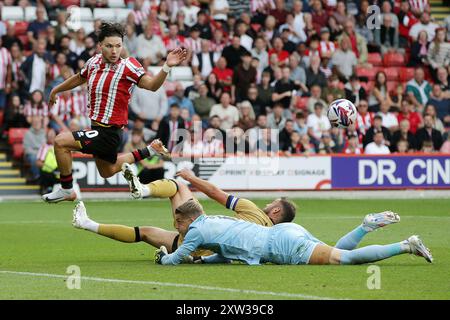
[163,81,176,97]
[361,81,375,93]
[60,0,80,6]
[14,21,29,36]
[383,52,405,67]
[295,97,309,110]
[386,81,400,95]
[367,53,383,66]
[399,67,415,83]
[18,35,30,47]
[8,128,28,145]
[383,67,400,81]
[0,110,3,127]
[356,66,377,81]
[12,143,24,160]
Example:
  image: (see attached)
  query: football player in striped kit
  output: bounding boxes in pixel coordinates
[43,22,187,203]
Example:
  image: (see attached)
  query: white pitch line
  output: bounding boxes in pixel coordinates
[0,219,172,225]
[0,270,342,300]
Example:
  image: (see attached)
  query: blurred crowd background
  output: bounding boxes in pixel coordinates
[0,0,449,192]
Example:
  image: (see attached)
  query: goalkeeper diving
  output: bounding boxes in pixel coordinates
[72,162,433,265]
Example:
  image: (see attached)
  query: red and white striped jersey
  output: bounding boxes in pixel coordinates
[163,35,186,52]
[48,64,62,81]
[0,47,12,89]
[409,0,429,12]
[51,94,80,122]
[250,0,275,14]
[210,40,227,54]
[184,37,202,55]
[319,41,336,57]
[24,102,49,118]
[11,58,24,82]
[37,143,52,162]
[132,9,148,25]
[80,54,145,126]
[72,88,89,117]
[356,112,374,135]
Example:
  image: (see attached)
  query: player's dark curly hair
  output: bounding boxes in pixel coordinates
[98,22,125,42]
[279,198,297,223]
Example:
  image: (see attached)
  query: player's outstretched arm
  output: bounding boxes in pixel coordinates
[176,168,229,207]
[158,227,202,265]
[199,254,232,264]
[138,47,187,92]
[49,73,87,107]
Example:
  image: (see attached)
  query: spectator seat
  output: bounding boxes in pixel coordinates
[8,128,29,145]
[386,81,401,95]
[147,66,162,76]
[79,8,94,21]
[1,7,24,21]
[115,8,133,22]
[80,21,95,34]
[383,52,405,67]
[14,21,29,36]
[367,53,383,66]
[108,0,126,8]
[170,67,193,82]
[18,35,30,47]
[361,81,375,93]
[12,143,24,160]
[399,67,415,83]
[163,81,176,96]
[93,8,116,22]
[180,80,194,90]
[356,66,377,81]
[383,67,400,81]
[60,0,81,6]
[24,7,49,22]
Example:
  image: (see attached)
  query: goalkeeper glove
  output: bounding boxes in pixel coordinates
[154,246,168,264]
[182,255,194,264]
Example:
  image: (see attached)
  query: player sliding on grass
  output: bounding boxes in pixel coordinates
[71,166,430,264]
[72,197,432,266]
[152,199,433,265]
[42,22,187,203]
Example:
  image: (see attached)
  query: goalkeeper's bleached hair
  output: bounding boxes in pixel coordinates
[175,199,204,217]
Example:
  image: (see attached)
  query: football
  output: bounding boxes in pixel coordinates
[327,99,357,128]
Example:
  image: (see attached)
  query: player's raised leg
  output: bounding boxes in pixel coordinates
[72,201,179,251]
[95,139,171,179]
[334,211,401,250]
[42,131,80,203]
[122,162,194,216]
[309,235,433,265]
[121,164,180,201]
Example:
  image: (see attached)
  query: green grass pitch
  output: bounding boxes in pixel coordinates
[0,198,449,300]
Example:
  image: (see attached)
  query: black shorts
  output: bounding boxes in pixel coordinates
[73,125,123,164]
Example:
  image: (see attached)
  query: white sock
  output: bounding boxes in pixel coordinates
[142,185,151,198]
[82,219,99,233]
[361,223,374,232]
[400,240,411,253]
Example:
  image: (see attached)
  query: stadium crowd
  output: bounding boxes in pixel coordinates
[0,0,449,192]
